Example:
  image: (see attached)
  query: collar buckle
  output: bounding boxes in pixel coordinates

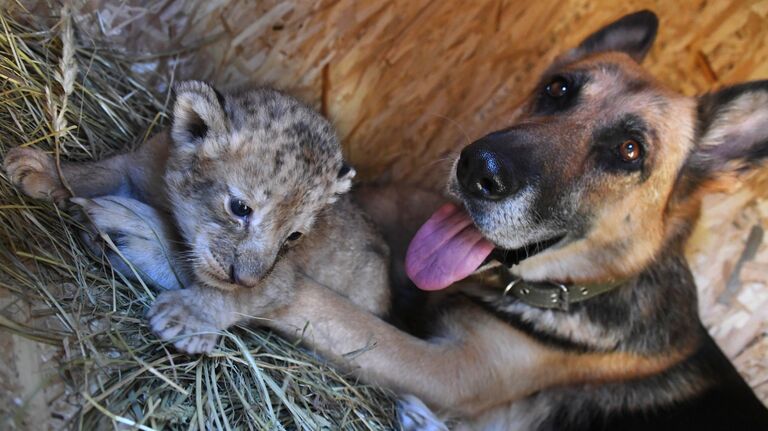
[493,266,623,311]
[556,283,570,312]
[503,277,522,296]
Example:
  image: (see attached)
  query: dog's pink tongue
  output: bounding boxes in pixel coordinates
[406,203,495,291]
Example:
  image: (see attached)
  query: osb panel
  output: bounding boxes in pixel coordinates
[22,0,768,402]
[68,0,768,187]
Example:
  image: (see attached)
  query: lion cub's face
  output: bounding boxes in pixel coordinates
[165,82,354,291]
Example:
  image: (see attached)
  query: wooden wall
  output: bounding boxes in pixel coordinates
[74,0,768,188]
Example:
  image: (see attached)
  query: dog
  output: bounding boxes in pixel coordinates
[251,10,768,430]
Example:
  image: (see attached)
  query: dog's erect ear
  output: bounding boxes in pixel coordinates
[171,81,228,146]
[568,10,658,63]
[666,81,768,236]
[686,81,768,185]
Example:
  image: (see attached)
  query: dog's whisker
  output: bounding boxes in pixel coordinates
[426,113,473,148]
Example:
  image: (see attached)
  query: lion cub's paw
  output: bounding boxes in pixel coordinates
[4,147,68,202]
[397,395,449,431]
[148,289,220,354]
[71,196,183,290]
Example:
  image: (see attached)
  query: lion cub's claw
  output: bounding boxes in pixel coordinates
[148,290,220,354]
[4,147,68,203]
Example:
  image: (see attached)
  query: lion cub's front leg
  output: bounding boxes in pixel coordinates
[148,263,297,354]
[147,287,240,354]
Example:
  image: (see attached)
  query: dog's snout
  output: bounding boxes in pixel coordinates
[457,141,520,201]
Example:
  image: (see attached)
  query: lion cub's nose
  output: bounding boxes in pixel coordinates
[228,264,241,285]
[229,262,263,288]
[457,141,520,201]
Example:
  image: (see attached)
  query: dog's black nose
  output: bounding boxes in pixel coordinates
[457,140,520,200]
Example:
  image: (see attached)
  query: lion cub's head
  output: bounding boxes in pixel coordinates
[165,81,354,291]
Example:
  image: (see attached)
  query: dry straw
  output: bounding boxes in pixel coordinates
[0,4,394,429]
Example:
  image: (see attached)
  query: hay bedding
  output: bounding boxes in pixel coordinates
[0,4,394,430]
[1,1,768,429]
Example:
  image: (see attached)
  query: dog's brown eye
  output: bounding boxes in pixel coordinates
[546,78,568,98]
[287,231,303,241]
[619,140,642,162]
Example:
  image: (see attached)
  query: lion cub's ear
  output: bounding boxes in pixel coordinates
[332,162,356,196]
[171,81,228,147]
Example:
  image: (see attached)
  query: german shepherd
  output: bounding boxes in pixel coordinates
[260,10,768,430]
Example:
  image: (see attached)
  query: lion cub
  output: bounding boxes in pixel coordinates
[4,81,390,353]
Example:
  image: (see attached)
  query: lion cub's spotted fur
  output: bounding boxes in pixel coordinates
[4,81,390,353]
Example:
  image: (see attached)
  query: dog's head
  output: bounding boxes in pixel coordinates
[447,11,768,284]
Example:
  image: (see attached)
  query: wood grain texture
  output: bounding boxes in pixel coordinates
[72,0,768,186]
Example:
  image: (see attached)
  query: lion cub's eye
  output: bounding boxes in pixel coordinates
[618,139,642,162]
[229,199,252,218]
[286,231,303,241]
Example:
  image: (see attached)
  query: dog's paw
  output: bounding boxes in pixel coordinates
[397,395,449,431]
[147,289,220,354]
[4,147,68,202]
[72,196,184,290]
